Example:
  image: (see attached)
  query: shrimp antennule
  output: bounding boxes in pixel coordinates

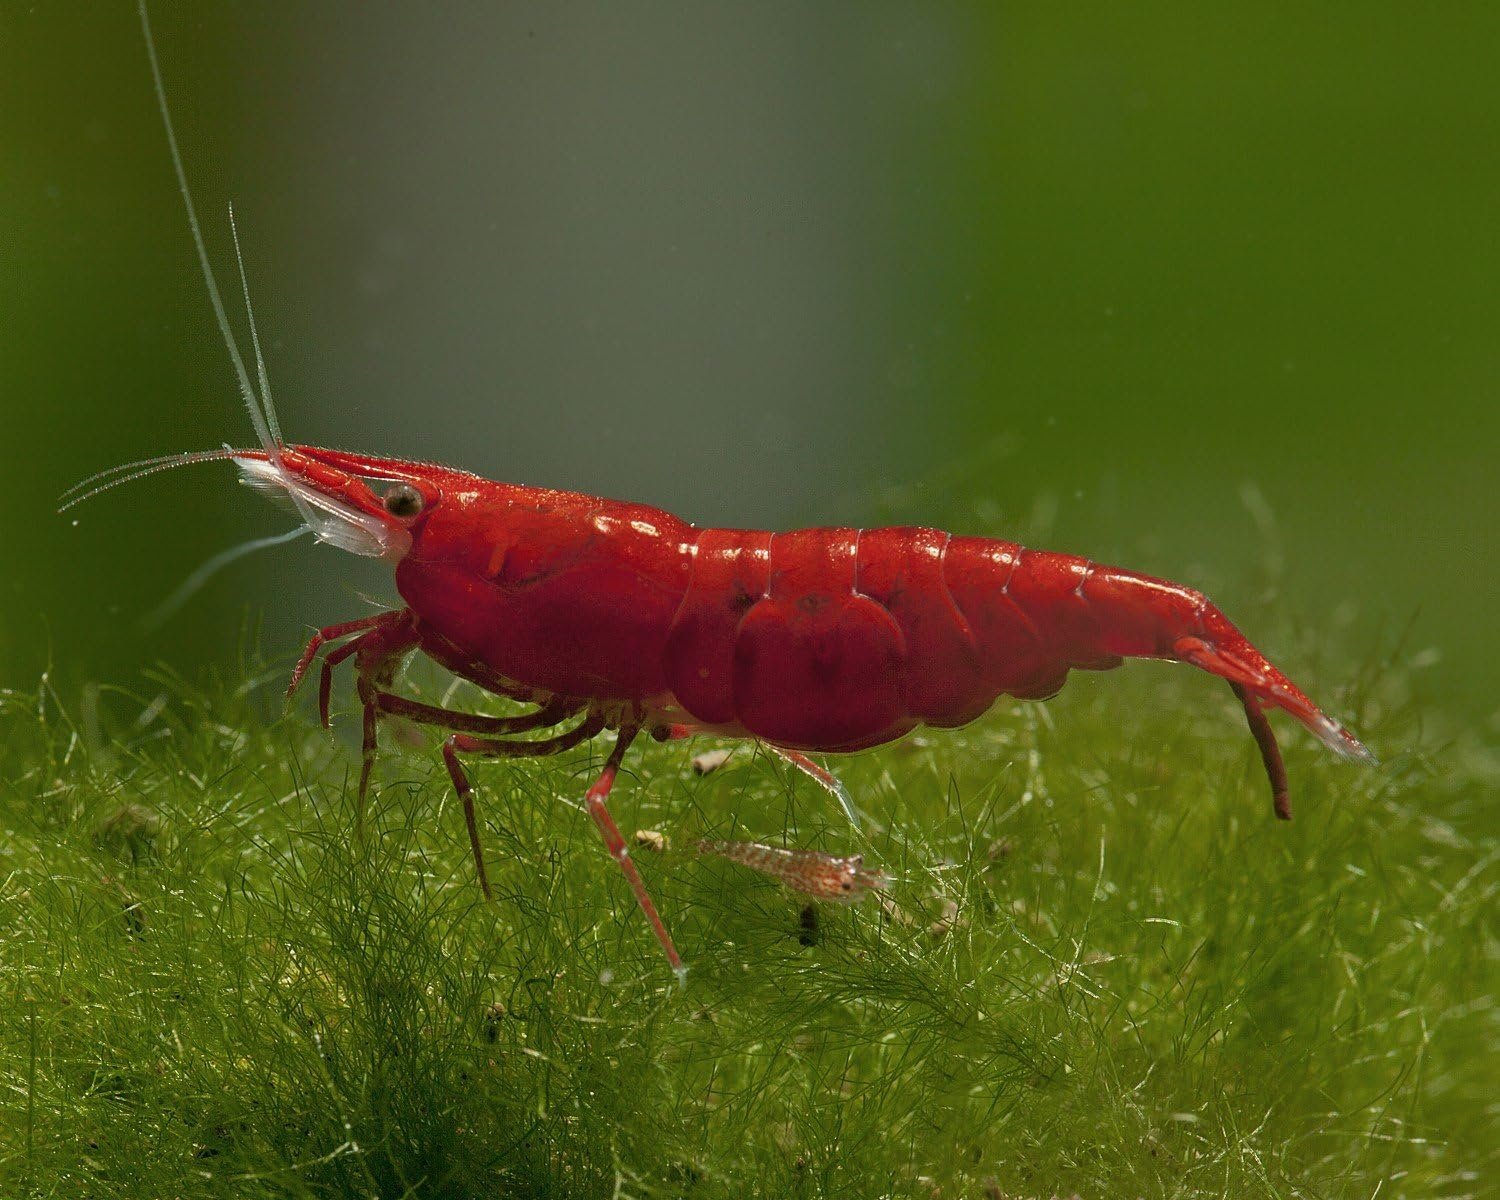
[135,0,315,530]
[58,447,244,512]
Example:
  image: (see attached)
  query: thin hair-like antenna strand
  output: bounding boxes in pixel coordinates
[137,0,276,458]
[228,200,286,448]
[138,0,319,534]
[59,447,238,507]
[142,525,311,631]
[59,448,243,512]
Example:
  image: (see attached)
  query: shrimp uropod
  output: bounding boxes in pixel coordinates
[68,3,1373,980]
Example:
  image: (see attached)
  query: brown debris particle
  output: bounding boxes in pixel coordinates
[691,748,733,775]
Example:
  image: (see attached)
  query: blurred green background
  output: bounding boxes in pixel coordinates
[4,4,1496,729]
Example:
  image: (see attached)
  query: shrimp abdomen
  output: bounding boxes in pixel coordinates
[662,525,1367,803]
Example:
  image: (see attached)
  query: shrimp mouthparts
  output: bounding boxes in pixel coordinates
[233,455,400,559]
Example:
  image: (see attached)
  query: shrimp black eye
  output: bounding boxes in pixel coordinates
[383,483,424,518]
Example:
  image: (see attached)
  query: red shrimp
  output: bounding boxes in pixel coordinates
[78,440,1372,977]
[68,3,1372,980]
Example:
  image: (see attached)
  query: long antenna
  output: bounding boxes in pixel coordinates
[137,0,317,533]
[136,0,277,457]
[228,200,287,448]
[142,525,312,630]
[58,448,241,512]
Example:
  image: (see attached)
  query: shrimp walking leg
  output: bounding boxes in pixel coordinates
[373,692,577,736]
[318,637,364,727]
[358,695,575,865]
[286,612,394,700]
[580,724,686,980]
[346,614,423,823]
[440,714,606,899]
[290,609,587,870]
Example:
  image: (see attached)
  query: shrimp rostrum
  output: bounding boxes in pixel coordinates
[71,3,1373,980]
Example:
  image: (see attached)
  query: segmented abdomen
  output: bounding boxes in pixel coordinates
[661,526,1160,752]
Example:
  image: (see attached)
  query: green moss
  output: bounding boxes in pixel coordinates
[0,642,1491,1198]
